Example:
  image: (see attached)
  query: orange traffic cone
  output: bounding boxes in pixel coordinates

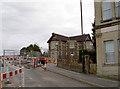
[54,63,57,64]
[44,63,47,71]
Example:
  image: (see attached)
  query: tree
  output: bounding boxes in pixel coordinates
[20,47,27,56]
[42,51,49,57]
[33,44,41,52]
[92,22,96,50]
[20,44,42,57]
[79,49,96,63]
[91,21,97,63]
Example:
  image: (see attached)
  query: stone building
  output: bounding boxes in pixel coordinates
[47,33,93,61]
[94,0,120,75]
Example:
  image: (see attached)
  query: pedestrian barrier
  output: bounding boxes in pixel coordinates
[32,57,48,71]
[0,56,24,88]
[32,57,58,71]
[1,68,23,80]
[45,57,57,64]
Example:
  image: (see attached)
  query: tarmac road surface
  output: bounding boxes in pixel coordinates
[3,67,92,87]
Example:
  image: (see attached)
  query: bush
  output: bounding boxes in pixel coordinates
[79,49,96,63]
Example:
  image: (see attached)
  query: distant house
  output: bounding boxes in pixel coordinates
[94,1,120,75]
[47,33,93,61]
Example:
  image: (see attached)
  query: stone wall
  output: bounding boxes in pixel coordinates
[57,60,97,74]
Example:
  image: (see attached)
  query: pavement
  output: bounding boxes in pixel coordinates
[47,63,119,88]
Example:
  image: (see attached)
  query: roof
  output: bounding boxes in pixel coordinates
[47,33,91,43]
[69,34,91,42]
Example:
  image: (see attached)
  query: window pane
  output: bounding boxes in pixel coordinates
[102,2,111,10]
[115,1,120,17]
[51,42,59,50]
[104,41,115,63]
[102,1,112,20]
[106,52,115,63]
[69,42,75,48]
[103,10,112,20]
[119,40,120,52]
[118,40,120,63]
[105,41,114,52]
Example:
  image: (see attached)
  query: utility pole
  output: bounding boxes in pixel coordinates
[80,0,85,73]
[80,0,83,35]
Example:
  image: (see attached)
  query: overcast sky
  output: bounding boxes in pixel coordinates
[0,0,94,55]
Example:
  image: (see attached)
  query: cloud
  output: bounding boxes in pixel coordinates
[0,0,94,55]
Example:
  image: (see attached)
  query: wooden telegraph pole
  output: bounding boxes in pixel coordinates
[80,0,85,73]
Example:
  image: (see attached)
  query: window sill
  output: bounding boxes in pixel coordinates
[69,47,75,49]
[103,63,118,66]
[101,18,112,23]
[116,17,120,19]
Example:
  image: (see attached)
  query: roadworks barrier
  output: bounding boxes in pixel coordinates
[1,68,22,80]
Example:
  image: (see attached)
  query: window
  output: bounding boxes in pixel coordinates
[115,0,120,17]
[51,42,59,50]
[86,42,93,49]
[77,51,79,56]
[51,42,55,49]
[51,52,57,59]
[118,40,120,52]
[69,42,75,48]
[102,0,112,20]
[104,41,115,64]
[118,40,120,63]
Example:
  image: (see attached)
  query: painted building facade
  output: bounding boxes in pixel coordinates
[94,0,120,75]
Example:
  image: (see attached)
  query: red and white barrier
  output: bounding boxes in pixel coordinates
[5,58,16,61]
[0,56,24,88]
[1,68,23,80]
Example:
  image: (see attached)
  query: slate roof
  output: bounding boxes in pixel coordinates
[47,33,91,43]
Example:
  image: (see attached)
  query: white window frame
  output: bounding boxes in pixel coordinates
[51,42,55,50]
[104,40,115,64]
[115,0,120,17]
[51,42,59,50]
[102,0,112,20]
[118,40,120,63]
[69,42,75,48]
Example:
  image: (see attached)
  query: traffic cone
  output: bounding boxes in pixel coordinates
[53,59,57,64]
[39,61,41,67]
[54,62,57,64]
[44,63,47,71]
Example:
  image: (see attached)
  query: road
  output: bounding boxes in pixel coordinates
[4,67,92,87]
